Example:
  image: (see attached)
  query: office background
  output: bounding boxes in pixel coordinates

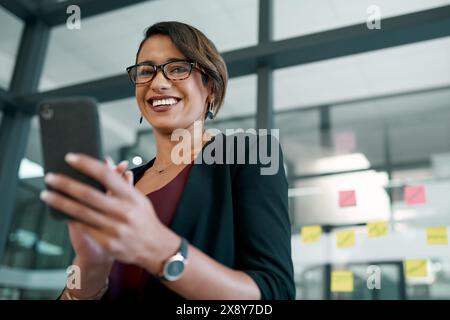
[0,0,450,299]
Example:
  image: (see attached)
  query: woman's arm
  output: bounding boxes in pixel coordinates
[149,133,294,300]
[143,226,261,300]
[60,257,111,300]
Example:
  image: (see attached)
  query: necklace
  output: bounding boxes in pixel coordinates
[150,161,176,174]
[149,133,213,174]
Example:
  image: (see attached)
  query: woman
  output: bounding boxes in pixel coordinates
[41,21,295,300]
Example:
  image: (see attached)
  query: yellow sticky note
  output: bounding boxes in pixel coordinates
[331,271,354,292]
[427,227,448,245]
[367,221,388,238]
[405,260,428,278]
[336,230,355,248]
[301,226,322,244]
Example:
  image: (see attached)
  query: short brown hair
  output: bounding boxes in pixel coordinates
[136,21,228,118]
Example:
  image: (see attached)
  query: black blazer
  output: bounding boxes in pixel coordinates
[131,133,295,300]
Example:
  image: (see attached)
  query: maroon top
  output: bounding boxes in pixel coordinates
[104,163,193,300]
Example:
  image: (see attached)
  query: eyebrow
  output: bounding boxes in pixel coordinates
[137,57,187,65]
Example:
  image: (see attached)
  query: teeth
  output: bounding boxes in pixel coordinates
[152,98,179,107]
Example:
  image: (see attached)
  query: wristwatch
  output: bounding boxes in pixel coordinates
[159,237,189,282]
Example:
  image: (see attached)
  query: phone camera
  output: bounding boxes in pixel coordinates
[40,104,54,120]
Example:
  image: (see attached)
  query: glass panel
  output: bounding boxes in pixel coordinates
[274,37,450,112]
[0,5,24,89]
[98,96,140,161]
[0,116,70,299]
[274,0,450,40]
[294,265,325,300]
[288,87,450,299]
[330,264,372,300]
[214,74,257,120]
[290,172,390,227]
[39,0,258,91]
[0,99,142,298]
[403,258,450,299]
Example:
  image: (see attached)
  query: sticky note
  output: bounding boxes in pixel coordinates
[331,271,354,292]
[301,225,322,244]
[336,229,355,248]
[405,260,428,278]
[339,190,357,207]
[334,131,356,153]
[404,185,426,205]
[426,227,448,245]
[367,221,389,238]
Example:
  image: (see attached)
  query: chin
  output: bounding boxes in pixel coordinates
[148,118,190,135]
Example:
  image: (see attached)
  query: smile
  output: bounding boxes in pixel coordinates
[147,97,181,112]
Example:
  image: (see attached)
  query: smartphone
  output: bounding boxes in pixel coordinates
[38,97,105,220]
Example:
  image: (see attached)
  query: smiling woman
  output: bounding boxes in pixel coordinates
[42,21,294,300]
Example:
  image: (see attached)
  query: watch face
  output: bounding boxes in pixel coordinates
[165,260,185,281]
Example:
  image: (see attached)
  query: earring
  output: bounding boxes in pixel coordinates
[139,115,143,124]
[206,102,215,120]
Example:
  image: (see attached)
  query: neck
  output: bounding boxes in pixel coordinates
[152,120,211,167]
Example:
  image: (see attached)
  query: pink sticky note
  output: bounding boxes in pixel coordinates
[404,185,426,205]
[339,190,357,207]
[334,131,356,153]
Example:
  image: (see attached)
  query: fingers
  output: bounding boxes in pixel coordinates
[65,153,132,198]
[40,190,123,236]
[69,221,119,255]
[115,160,129,176]
[105,159,130,196]
[44,172,124,218]
[124,170,134,186]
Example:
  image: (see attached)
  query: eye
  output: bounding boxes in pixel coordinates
[167,62,190,75]
[172,66,188,74]
[137,66,154,77]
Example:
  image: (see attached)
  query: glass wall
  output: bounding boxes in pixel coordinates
[284,86,450,300]
[0,116,70,299]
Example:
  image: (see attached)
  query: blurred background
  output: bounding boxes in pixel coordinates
[0,0,450,300]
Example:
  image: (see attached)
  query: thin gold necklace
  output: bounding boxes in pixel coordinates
[150,133,212,174]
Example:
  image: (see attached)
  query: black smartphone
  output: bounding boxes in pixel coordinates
[38,97,105,220]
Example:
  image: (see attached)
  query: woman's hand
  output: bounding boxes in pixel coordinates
[67,159,132,267]
[40,153,176,274]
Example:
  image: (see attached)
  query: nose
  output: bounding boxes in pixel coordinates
[150,69,171,92]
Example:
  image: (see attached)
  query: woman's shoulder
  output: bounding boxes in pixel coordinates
[199,131,284,177]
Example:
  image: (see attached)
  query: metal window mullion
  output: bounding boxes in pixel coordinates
[0,19,50,261]
[256,0,274,130]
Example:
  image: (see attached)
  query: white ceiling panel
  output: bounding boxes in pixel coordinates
[38,0,258,91]
[274,0,450,40]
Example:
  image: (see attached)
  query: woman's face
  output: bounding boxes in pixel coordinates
[135,35,210,134]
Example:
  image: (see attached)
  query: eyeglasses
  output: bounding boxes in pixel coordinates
[126,60,197,85]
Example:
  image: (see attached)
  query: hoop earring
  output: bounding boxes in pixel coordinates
[139,115,143,124]
[206,102,215,120]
